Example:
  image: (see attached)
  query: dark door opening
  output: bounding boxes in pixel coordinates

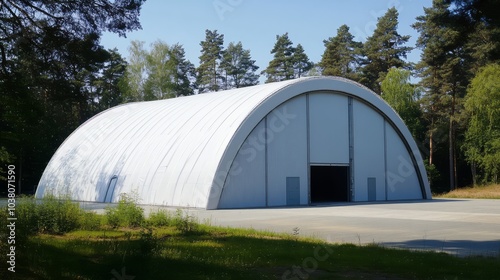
[310,165,349,203]
[104,176,118,203]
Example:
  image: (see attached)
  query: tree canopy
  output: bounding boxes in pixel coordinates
[220,42,259,89]
[0,0,145,75]
[262,33,296,83]
[197,29,225,93]
[463,64,500,183]
[262,33,313,82]
[381,68,424,140]
[320,24,362,81]
[292,44,313,78]
[123,40,195,100]
[361,7,412,93]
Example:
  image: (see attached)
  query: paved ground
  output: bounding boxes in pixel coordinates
[81,198,500,257]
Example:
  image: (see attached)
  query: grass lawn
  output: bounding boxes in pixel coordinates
[435,184,500,199]
[3,225,500,280]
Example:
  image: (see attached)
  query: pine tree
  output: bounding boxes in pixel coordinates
[448,0,500,66]
[413,0,470,191]
[197,30,225,93]
[464,22,500,75]
[169,44,196,97]
[293,44,313,78]
[220,42,260,89]
[92,49,128,110]
[361,7,412,93]
[262,33,295,83]
[320,24,363,81]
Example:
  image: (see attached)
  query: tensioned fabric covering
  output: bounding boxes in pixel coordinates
[36,77,431,209]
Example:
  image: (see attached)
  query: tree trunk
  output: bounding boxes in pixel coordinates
[453,138,457,188]
[213,60,217,92]
[429,118,434,166]
[471,162,477,186]
[449,118,455,191]
[449,91,456,191]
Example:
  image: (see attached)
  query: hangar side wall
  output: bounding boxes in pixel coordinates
[218,120,267,208]
[385,123,423,199]
[219,95,308,208]
[267,96,308,207]
[352,100,386,201]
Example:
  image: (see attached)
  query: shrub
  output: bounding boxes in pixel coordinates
[105,207,121,228]
[37,195,83,234]
[16,196,40,236]
[172,209,198,234]
[79,211,103,230]
[16,195,85,235]
[424,159,440,189]
[148,210,171,227]
[105,193,144,228]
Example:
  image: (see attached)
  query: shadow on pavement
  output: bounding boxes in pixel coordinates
[382,239,500,257]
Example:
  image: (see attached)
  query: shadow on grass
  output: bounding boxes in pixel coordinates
[4,230,500,280]
[10,235,272,280]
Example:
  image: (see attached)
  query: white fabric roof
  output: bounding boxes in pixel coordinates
[36,77,430,208]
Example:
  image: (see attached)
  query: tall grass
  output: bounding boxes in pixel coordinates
[15,195,101,235]
[0,194,204,236]
[436,184,500,199]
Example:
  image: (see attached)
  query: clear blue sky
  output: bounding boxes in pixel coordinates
[101,0,433,76]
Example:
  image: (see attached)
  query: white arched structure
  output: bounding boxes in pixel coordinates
[36,77,431,209]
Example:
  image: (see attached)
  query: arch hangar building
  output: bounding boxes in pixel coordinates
[36,77,431,209]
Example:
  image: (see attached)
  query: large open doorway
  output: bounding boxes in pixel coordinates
[310,165,349,203]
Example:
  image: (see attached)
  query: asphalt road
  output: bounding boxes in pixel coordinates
[81,198,500,257]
